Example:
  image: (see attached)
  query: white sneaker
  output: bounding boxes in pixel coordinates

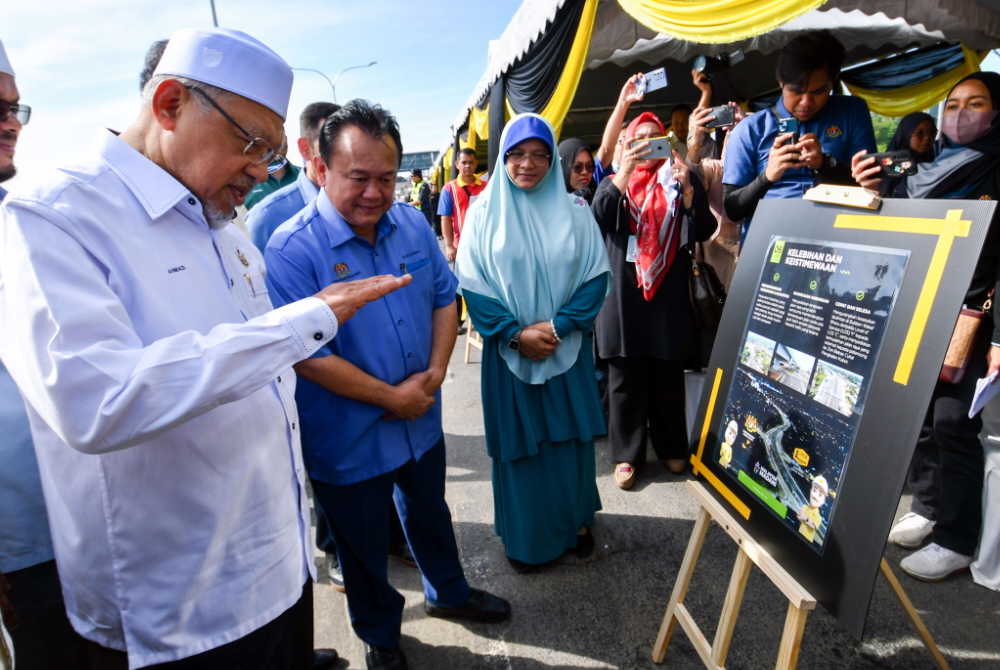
[888,512,934,549]
[899,543,973,581]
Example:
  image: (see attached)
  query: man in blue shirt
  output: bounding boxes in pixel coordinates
[265,100,510,670]
[723,31,877,241]
[246,101,340,252]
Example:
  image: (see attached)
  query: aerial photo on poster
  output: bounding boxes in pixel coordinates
[714,238,909,553]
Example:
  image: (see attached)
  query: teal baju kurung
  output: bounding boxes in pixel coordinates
[464,274,610,564]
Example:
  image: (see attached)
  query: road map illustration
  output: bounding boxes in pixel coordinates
[715,238,909,553]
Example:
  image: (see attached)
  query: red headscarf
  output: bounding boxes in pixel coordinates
[624,112,682,301]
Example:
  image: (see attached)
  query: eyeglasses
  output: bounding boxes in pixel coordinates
[0,100,30,125]
[911,129,937,140]
[505,150,551,166]
[185,86,287,174]
[571,162,596,174]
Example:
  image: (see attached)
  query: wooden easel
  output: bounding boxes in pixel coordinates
[652,480,951,670]
[462,292,484,366]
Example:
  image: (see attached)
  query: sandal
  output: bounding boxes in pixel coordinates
[615,463,636,489]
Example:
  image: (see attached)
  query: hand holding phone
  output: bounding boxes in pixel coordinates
[870,150,918,178]
[777,117,800,145]
[705,104,736,129]
[629,136,671,160]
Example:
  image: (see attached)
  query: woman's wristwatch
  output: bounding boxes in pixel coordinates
[508,329,523,352]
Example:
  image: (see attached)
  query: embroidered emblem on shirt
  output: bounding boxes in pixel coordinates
[236,248,250,268]
[203,48,223,67]
[335,262,351,278]
[825,125,843,139]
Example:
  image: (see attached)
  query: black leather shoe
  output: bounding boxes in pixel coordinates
[365,643,408,670]
[572,528,594,558]
[424,587,511,623]
[313,648,340,669]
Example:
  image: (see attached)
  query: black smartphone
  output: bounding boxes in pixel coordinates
[871,150,918,178]
[777,117,800,145]
[705,104,735,129]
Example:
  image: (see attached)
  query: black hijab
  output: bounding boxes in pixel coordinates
[887,112,937,163]
[899,71,1000,199]
[557,138,596,203]
[880,112,936,196]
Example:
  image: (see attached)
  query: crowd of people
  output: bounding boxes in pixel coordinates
[0,21,998,670]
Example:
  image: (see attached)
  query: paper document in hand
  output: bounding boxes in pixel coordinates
[969,371,1000,418]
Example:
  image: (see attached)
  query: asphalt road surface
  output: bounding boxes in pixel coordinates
[310,337,1000,669]
[774,366,810,395]
[813,373,854,416]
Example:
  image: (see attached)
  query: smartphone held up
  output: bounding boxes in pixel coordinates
[635,67,667,98]
[629,136,672,160]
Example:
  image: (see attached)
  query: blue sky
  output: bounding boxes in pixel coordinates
[3,0,523,188]
[4,1,1000,191]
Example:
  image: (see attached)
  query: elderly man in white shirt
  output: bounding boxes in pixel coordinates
[0,28,409,670]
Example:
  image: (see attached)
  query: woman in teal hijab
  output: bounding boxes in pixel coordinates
[456,113,612,572]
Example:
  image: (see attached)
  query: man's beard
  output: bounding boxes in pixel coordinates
[202,176,254,229]
[203,202,234,230]
[0,131,16,184]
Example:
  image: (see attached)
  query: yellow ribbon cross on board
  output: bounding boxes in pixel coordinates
[833,209,971,386]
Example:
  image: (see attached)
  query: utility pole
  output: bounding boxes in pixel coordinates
[210,0,219,27]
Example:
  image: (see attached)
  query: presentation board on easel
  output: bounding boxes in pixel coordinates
[686,197,995,639]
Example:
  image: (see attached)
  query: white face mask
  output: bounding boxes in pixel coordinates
[941,108,997,146]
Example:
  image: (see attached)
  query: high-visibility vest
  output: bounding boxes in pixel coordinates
[410,180,425,210]
[444,178,486,246]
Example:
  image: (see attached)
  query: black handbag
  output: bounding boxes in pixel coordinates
[683,211,727,365]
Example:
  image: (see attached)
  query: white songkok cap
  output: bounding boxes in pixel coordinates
[0,38,14,78]
[153,28,292,120]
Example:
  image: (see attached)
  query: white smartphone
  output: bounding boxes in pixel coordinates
[629,135,672,160]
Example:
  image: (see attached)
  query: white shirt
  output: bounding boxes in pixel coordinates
[0,130,337,668]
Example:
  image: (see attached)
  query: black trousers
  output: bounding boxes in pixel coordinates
[907,328,990,556]
[84,581,314,670]
[4,559,88,670]
[607,356,688,465]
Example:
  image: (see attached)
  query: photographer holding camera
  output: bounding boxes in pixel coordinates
[722,31,876,243]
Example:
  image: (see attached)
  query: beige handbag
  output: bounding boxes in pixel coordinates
[940,292,993,384]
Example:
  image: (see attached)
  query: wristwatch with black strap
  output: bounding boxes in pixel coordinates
[508,329,523,352]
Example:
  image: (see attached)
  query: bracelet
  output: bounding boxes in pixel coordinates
[549,319,563,343]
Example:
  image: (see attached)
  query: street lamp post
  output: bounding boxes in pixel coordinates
[292,62,377,104]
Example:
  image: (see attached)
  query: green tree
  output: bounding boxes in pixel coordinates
[870,113,899,152]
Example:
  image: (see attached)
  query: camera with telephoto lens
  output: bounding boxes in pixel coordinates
[692,49,745,80]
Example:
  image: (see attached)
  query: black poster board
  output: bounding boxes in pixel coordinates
[689,198,996,639]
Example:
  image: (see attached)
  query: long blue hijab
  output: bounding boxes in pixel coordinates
[456,113,611,384]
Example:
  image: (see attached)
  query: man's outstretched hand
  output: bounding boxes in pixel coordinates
[314,274,412,325]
